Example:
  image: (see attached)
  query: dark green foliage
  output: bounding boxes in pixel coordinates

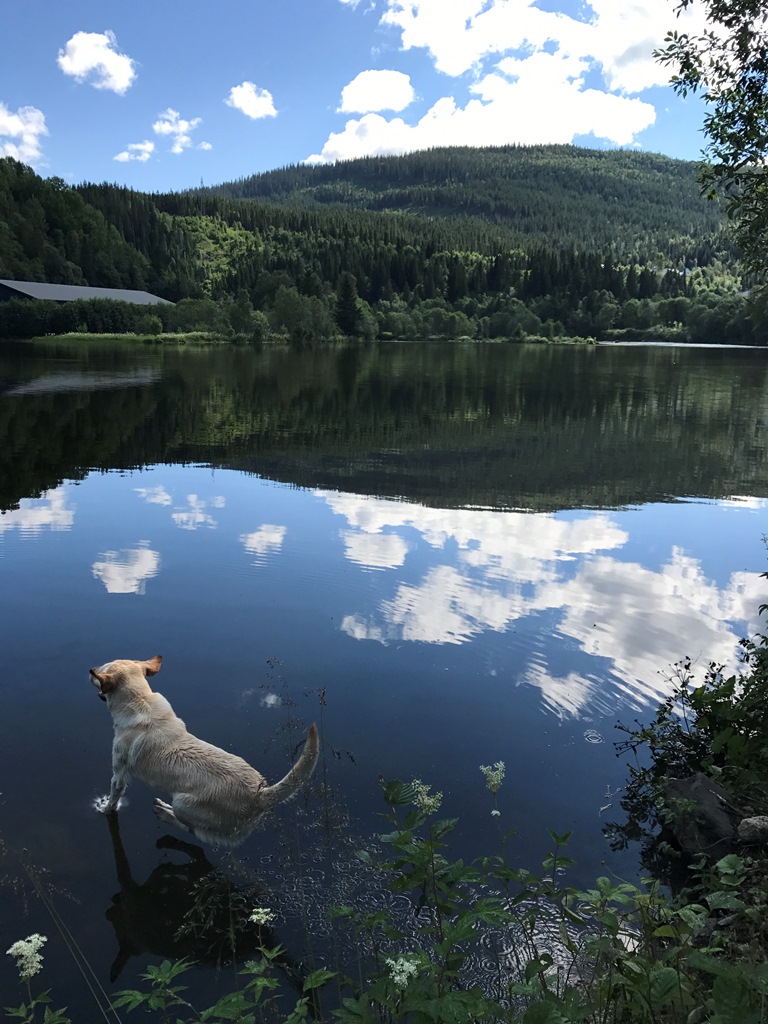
[0,158,148,288]
[655,0,768,275]
[204,144,731,259]
[335,272,361,336]
[0,296,173,339]
[0,146,763,344]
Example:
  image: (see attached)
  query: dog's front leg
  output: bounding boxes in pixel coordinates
[105,769,128,812]
[103,744,130,813]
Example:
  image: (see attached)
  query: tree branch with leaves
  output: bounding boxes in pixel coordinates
[656,0,768,275]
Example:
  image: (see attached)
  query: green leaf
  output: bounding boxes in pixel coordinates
[303,968,337,991]
[524,954,553,982]
[203,991,251,1021]
[705,891,746,912]
[381,780,416,805]
[522,999,567,1024]
[648,966,681,1008]
[431,817,459,838]
[712,972,753,1021]
[111,990,150,1011]
[547,829,572,847]
[42,1009,72,1024]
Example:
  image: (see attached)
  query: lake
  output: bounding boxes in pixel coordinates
[1,338,766,1012]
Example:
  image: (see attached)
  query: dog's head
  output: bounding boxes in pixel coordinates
[90,657,163,702]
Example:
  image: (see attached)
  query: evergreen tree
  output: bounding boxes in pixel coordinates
[335,272,361,336]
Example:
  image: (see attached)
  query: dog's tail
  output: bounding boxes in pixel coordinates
[260,724,320,809]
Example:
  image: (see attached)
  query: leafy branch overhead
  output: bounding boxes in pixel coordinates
[656,0,768,274]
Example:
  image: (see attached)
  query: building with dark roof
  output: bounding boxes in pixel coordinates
[0,279,173,306]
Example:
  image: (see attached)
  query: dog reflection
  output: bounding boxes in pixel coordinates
[104,812,301,986]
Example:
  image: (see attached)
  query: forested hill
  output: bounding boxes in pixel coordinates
[206,145,727,254]
[2,147,761,347]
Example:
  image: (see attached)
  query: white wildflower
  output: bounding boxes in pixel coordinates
[6,934,47,980]
[249,907,276,925]
[491,809,501,817]
[480,761,505,795]
[385,955,419,990]
[411,779,442,815]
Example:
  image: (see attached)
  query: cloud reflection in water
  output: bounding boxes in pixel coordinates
[91,541,160,594]
[0,487,75,535]
[319,490,763,718]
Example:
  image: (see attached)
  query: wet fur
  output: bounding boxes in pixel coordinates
[90,657,319,845]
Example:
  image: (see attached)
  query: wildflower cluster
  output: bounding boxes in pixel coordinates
[249,907,276,925]
[385,955,419,990]
[411,778,443,815]
[480,761,506,795]
[6,934,47,980]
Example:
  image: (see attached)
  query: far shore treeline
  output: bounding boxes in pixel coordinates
[0,146,765,345]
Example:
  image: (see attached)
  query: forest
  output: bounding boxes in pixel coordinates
[0,146,765,345]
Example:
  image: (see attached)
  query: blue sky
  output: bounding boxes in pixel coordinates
[1,0,711,192]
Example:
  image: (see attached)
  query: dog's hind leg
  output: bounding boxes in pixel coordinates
[153,798,195,835]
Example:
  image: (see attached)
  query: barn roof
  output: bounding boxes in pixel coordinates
[0,279,173,305]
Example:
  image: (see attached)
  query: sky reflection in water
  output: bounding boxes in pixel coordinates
[3,470,763,725]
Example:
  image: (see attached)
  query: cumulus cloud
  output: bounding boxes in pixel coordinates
[314,0,709,161]
[307,72,655,162]
[225,82,277,120]
[380,0,707,87]
[57,30,137,94]
[152,108,204,154]
[0,102,48,166]
[339,70,415,113]
[114,140,154,163]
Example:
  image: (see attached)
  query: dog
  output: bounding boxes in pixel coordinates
[89,656,319,845]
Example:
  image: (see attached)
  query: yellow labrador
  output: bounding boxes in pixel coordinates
[90,656,319,845]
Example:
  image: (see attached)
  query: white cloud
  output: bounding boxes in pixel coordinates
[380,0,707,87]
[0,102,48,166]
[339,70,415,113]
[312,0,710,161]
[114,139,154,163]
[225,82,277,120]
[307,69,655,163]
[241,525,286,559]
[0,487,73,535]
[197,140,213,151]
[152,108,203,154]
[57,30,137,94]
[92,543,160,595]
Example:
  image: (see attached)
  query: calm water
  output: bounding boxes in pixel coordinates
[1,339,767,1010]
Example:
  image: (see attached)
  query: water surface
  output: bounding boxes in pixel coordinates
[1,340,766,1009]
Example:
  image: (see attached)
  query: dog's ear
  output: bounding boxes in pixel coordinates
[144,656,162,677]
[90,669,117,698]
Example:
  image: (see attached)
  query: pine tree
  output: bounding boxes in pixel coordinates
[335,272,360,336]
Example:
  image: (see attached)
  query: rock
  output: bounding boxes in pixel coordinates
[737,815,768,845]
[662,772,741,860]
